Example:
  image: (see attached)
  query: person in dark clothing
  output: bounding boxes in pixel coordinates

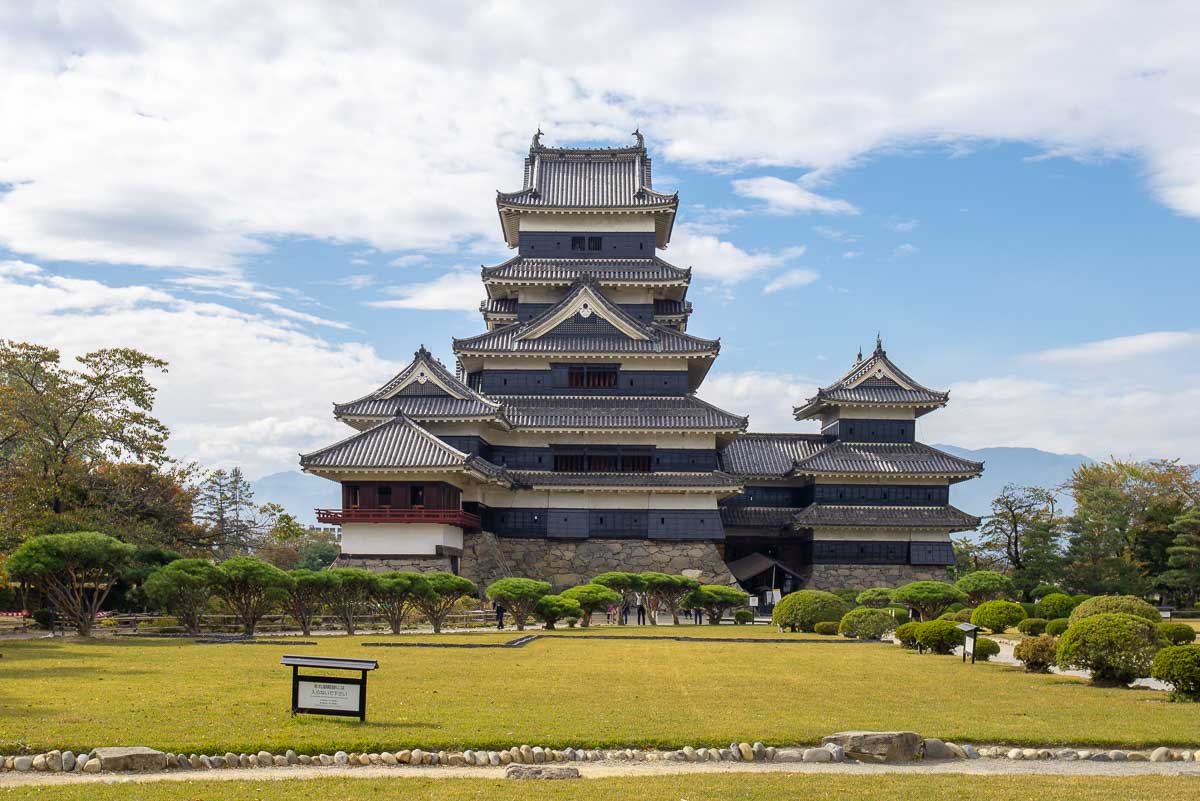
[495,604,505,630]
[636,600,646,625]
[621,603,630,625]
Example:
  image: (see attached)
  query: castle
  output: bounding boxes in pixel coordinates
[300,132,982,596]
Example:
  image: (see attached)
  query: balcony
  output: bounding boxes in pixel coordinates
[315,507,481,529]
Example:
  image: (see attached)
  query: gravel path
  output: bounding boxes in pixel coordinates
[3,758,1200,788]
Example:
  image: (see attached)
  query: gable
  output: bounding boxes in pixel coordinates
[516,284,649,342]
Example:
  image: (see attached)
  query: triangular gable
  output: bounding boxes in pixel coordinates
[515,282,650,342]
[376,346,497,404]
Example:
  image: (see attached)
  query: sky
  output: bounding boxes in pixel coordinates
[2,2,1199,479]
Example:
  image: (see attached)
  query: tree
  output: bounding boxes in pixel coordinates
[683,584,748,625]
[977,484,1064,596]
[193,468,271,558]
[560,583,621,627]
[639,572,700,625]
[212,556,290,636]
[374,572,417,634]
[143,559,219,635]
[970,600,1027,634]
[0,341,172,551]
[1159,508,1200,607]
[286,568,338,636]
[486,577,552,631]
[327,567,379,635]
[954,570,1015,605]
[591,572,645,625]
[6,531,135,635]
[534,594,582,629]
[411,572,476,634]
[856,587,894,608]
[890,581,967,621]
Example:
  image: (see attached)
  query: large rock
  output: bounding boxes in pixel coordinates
[922,739,955,760]
[92,747,167,773]
[821,732,923,764]
[505,764,581,780]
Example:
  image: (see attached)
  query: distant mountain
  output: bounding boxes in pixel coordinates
[249,446,1094,529]
[933,444,1094,518]
[250,471,339,526]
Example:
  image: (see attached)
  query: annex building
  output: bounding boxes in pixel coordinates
[300,132,983,596]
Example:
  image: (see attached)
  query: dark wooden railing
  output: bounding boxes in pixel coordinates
[315,507,481,529]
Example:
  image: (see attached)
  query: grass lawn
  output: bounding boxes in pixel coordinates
[3,629,1198,754]
[2,774,1198,801]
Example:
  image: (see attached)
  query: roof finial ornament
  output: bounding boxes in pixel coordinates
[875,332,884,354]
[532,127,543,150]
[856,346,863,363]
[632,127,644,149]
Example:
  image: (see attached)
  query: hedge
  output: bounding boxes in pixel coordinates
[771,590,850,633]
[1151,645,1200,701]
[1057,613,1161,685]
[1068,595,1160,625]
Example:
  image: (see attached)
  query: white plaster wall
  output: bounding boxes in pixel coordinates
[340,522,463,555]
[520,212,656,232]
[826,406,919,421]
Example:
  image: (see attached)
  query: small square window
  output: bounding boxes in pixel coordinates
[587,236,602,251]
[571,236,586,251]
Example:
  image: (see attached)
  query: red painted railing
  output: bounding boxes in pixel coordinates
[315,508,481,529]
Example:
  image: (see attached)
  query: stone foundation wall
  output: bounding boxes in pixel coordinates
[461,531,736,589]
[806,563,951,590]
[333,554,455,573]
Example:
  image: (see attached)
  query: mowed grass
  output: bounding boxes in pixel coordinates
[2,774,1199,801]
[3,628,1199,754]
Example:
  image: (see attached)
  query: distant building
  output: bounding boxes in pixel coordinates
[300,132,982,593]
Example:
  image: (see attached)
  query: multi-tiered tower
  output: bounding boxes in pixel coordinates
[300,132,983,594]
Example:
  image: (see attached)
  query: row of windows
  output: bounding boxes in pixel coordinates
[811,484,949,505]
[482,508,723,540]
[723,485,807,507]
[469,367,690,395]
[517,232,655,258]
[812,540,956,566]
[824,418,915,443]
[435,437,718,472]
[552,453,652,472]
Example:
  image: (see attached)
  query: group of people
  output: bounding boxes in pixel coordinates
[492,593,711,628]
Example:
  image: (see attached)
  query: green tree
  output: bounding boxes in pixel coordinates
[411,572,477,634]
[970,600,1027,634]
[486,577,552,631]
[194,468,267,558]
[286,568,338,636]
[327,567,379,635]
[891,581,968,621]
[374,572,417,635]
[977,484,1064,597]
[534,594,582,629]
[6,531,135,635]
[683,584,748,625]
[560,583,621,627]
[1159,508,1200,607]
[591,572,646,625]
[955,570,1015,604]
[639,572,700,625]
[212,556,290,636]
[143,558,219,635]
[856,587,894,608]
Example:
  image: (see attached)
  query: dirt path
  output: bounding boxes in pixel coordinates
[3,758,1200,788]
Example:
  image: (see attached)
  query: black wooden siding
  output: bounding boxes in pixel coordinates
[517,231,657,258]
[811,484,949,505]
[822,418,915,443]
[471,367,690,395]
[479,507,724,540]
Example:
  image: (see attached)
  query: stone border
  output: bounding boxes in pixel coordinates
[361,633,881,649]
[5,739,1198,775]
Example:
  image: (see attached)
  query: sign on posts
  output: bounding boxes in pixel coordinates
[281,655,378,721]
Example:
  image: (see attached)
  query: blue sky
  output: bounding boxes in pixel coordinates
[1,3,1198,477]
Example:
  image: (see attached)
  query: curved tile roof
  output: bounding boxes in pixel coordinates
[496,395,748,431]
[482,256,689,284]
[793,503,980,531]
[719,433,829,476]
[301,416,500,475]
[794,339,949,418]
[792,442,984,478]
[334,346,504,422]
[719,506,802,528]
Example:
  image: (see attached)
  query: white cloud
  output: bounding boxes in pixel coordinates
[1,4,1199,275]
[699,371,819,433]
[0,260,43,277]
[1029,331,1200,365]
[732,176,859,215]
[893,243,918,257]
[0,264,400,478]
[390,255,431,268]
[813,226,861,243]
[332,274,377,290]
[368,271,483,312]
[842,250,862,259]
[261,303,352,331]
[885,218,919,232]
[763,269,820,294]
[669,223,804,283]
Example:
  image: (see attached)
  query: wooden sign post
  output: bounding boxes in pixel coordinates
[281,655,378,721]
[955,622,980,664]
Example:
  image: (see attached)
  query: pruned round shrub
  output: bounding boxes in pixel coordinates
[831,588,861,606]
[772,590,851,633]
[971,600,1027,634]
[974,636,1001,662]
[1019,601,1037,618]
[916,619,963,654]
[1017,617,1047,636]
[838,607,894,640]
[1045,618,1070,637]
[533,594,582,630]
[1031,583,1066,600]
[1070,594,1092,607]
[891,581,967,621]
[733,609,753,625]
[856,587,894,608]
[886,605,912,624]
[1057,613,1161,685]
[814,621,840,636]
[1151,645,1200,701]
[32,608,55,629]
[953,608,974,623]
[1068,595,1159,625]
[1034,593,1076,620]
[954,570,1015,604]
[1014,634,1058,672]
[894,621,921,648]
[1158,622,1197,645]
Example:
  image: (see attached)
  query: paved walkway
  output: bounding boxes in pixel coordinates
[3,758,1200,787]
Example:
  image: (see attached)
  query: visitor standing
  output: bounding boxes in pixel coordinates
[495,603,505,630]
[636,595,646,625]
